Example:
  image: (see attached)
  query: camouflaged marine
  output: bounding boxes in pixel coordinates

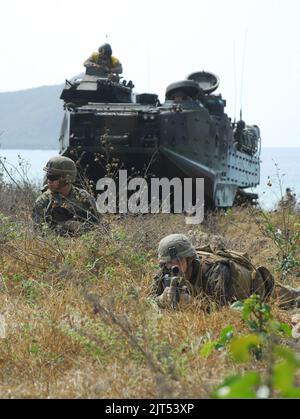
[278,188,297,212]
[32,156,99,235]
[153,234,300,310]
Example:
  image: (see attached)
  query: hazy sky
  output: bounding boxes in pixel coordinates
[1,0,300,147]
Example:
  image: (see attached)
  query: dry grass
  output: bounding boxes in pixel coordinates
[0,197,300,398]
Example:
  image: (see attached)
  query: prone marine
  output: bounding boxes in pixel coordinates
[152,234,300,310]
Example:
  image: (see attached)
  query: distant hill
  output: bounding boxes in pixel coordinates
[0,84,64,149]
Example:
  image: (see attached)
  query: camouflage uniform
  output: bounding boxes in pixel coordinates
[153,234,300,309]
[32,185,99,235]
[32,156,99,235]
[278,188,297,211]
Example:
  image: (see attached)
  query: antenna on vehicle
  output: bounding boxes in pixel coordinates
[146,39,151,92]
[239,29,248,122]
[233,42,237,124]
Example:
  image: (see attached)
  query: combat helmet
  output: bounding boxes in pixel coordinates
[158,234,197,263]
[44,156,77,183]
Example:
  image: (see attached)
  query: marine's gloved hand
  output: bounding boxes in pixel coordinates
[178,289,193,307]
[157,286,193,309]
[157,287,176,309]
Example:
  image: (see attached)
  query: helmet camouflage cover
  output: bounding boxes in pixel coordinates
[158,234,197,263]
[44,156,77,183]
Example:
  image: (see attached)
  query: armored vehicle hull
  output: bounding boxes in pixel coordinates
[59,72,260,208]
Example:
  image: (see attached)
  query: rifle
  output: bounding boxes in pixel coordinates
[163,266,185,309]
[45,193,74,223]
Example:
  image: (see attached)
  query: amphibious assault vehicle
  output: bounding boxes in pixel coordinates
[59,70,260,208]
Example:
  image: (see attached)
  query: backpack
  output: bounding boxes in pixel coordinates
[196,245,274,303]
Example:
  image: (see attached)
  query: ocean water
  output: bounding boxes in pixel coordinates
[0,148,299,210]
